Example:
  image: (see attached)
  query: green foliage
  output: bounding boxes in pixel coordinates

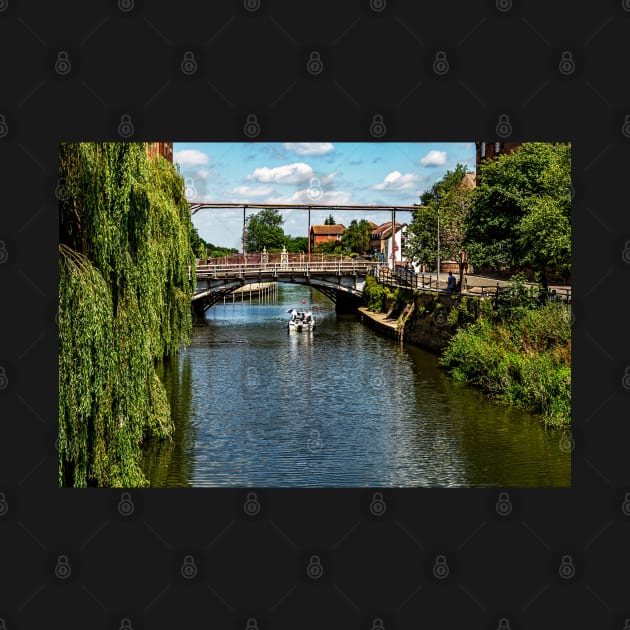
[245,208,286,252]
[324,214,336,225]
[363,275,394,312]
[446,296,477,327]
[189,224,207,258]
[206,243,238,258]
[407,164,473,267]
[285,235,308,253]
[440,302,571,426]
[314,240,346,255]
[465,142,571,280]
[58,143,194,487]
[342,219,372,255]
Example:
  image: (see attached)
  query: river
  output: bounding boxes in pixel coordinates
[141,284,571,487]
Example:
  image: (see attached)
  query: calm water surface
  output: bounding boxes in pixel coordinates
[142,285,571,487]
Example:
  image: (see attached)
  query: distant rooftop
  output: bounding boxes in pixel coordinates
[311,224,346,235]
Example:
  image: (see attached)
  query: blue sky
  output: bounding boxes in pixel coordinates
[174,142,476,249]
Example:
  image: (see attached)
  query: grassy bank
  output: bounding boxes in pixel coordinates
[439,299,571,427]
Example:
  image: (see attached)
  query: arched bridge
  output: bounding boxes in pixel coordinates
[192,261,379,314]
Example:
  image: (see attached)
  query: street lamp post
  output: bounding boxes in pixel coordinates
[436,195,441,289]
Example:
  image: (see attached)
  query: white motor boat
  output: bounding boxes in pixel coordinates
[287,308,315,332]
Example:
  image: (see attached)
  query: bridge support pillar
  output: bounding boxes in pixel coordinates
[334,291,362,314]
[192,300,205,319]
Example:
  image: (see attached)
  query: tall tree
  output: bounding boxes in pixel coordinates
[342,219,372,255]
[324,214,336,225]
[464,142,571,285]
[407,164,473,274]
[245,208,286,252]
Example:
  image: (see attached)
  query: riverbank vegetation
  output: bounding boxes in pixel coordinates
[440,284,571,427]
[58,143,195,487]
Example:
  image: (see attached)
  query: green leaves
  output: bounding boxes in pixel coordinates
[342,219,372,255]
[408,164,473,267]
[245,208,286,252]
[59,143,195,487]
[465,142,571,279]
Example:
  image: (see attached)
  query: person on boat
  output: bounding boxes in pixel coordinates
[291,309,298,320]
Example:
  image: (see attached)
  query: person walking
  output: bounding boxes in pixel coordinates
[446,271,456,294]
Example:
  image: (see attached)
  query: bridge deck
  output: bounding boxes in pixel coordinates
[195,261,378,279]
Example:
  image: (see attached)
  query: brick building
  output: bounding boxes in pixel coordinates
[145,142,173,163]
[310,224,346,251]
[475,142,522,173]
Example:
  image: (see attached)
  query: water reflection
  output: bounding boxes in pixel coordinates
[141,284,570,487]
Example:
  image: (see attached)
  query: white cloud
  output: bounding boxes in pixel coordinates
[231,185,274,198]
[283,142,335,156]
[173,149,210,167]
[372,171,421,191]
[418,150,447,167]
[247,162,314,185]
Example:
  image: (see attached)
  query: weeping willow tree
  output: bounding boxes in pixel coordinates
[58,143,195,487]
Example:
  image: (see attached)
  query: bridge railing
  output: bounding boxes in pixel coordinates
[195,261,380,276]
[374,266,572,304]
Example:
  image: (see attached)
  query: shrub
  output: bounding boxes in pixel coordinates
[440,301,571,427]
